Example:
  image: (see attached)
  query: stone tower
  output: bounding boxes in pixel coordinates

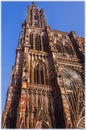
[2,2,84,128]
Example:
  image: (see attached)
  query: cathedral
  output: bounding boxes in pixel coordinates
[2,2,85,128]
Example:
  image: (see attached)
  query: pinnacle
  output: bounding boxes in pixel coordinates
[32,1,37,7]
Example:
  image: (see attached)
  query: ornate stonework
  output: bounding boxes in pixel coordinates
[2,2,84,128]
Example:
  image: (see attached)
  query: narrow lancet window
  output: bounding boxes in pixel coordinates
[35,35,41,50]
[30,33,33,49]
[34,64,47,85]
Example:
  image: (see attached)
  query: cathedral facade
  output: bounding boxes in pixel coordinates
[2,2,84,128]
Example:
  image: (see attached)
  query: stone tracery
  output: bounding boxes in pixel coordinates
[2,2,84,129]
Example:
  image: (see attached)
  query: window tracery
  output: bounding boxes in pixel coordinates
[23,69,28,82]
[34,14,38,20]
[30,33,33,49]
[61,68,84,127]
[35,35,41,50]
[64,45,73,55]
[56,44,63,53]
[34,60,48,85]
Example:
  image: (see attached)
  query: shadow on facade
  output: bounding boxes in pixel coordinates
[2,78,22,128]
[69,32,84,64]
[45,29,66,128]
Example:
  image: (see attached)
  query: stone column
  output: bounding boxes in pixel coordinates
[61,94,73,128]
[33,34,35,50]
[30,92,34,128]
[29,91,32,128]
[41,35,43,51]
[46,56,49,85]
[50,97,55,127]
[32,10,34,27]
[25,91,29,128]
[30,54,32,83]
[36,89,38,121]
[42,56,46,85]
[35,54,38,84]
[32,54,35,84]
[28,54,30,84]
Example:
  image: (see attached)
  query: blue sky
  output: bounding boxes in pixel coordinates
[1,1,85,113]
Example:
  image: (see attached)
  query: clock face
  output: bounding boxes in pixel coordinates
[61,68,83,90]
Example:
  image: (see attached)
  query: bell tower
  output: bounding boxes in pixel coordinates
[2,2,65,128]
[26,2,46,28]
[16,2,54,128]
[15,2,62,128]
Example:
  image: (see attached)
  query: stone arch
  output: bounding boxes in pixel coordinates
[61,67,83,88]
[23,69,28,82]
[35,34,41,50]
[33,59,48,85]
[77,116,85,128]
[35,120,50,128]
[33,59,45,68]
[60,67,84,127]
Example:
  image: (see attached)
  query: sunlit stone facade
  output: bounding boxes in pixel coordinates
[2,2,84,128]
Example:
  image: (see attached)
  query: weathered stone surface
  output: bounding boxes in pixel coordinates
[2,2,84,129]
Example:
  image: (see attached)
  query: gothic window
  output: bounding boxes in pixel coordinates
[37,69,39,84]
[56,44,62,52]
[44,67,48,85]
[54,33,58,37]
[30,33,33,49]
[56,43,63,53]
[30,10,32,26]
[35,120,50,128]
[34,14,38,20]
[64,45,73,55]
[39,36,41,50]
[34,64,44,84]
[34,22,39,27]
[42,36,48,52]
[42,36,45,51]
[62,68,84,125]
[34,62,48,85]
[35,35,39,50]
[35,35,41,50]
[40,68,44,84]
[42,121,49,128]
[62,35,66,39]
[23,69,28,82]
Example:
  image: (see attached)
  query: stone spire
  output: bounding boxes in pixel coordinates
[26,2,46,28]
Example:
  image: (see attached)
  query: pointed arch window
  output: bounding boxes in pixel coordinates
[34,14,39,20]
[34,22,39,27]
[40,68,44,84]
[56,44,63,53]
[42,35,48,52]
[34,64,44,84]
[42,36,45,51]
[35,120,50,128]
[30,33,33,49]
[23,69,28,82]
[34,62,48,85]
[64,45,73,55]
[62,68,84,126]
[35,35,41,50]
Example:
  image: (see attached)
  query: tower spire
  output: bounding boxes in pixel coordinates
[32,1,36,7]
[26,2,46,28]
